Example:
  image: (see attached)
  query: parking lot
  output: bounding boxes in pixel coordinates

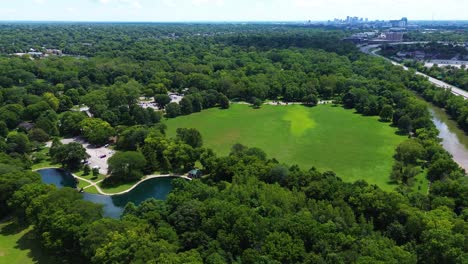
[46,137,114,175]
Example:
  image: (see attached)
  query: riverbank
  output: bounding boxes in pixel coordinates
[427,105,468,171]
[360,43,468,173]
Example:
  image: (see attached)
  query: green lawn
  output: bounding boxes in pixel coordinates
[83,185,100,194]
[30,147,55,171]
[412,169,429,194]
[165,104,406,190]
[0,219,62,264]
[98,180,139,194]
[74,171,106,183]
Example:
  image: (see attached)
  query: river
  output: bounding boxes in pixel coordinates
[38,168,175,218]
[428,104,468,171]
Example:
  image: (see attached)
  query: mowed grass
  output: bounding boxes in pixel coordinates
[165,104,406,190]
[0,219,59,264]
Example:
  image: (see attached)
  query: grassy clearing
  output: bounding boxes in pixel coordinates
[30,147,56,171]
[98,181,139,194]
[83,185,100,194]
[74,171,106,183]
[412,169,429,194]
[0,219,62,264]
[165,104,405,190]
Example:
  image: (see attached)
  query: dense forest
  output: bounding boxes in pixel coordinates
[0,24,467,263]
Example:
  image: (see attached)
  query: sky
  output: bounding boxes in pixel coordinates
[0,0,467,22]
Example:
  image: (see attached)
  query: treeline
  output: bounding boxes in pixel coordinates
[1,138,467,263]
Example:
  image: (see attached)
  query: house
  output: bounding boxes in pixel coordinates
[188,169,202,179]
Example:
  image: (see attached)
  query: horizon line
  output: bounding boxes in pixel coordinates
[1,19,468,24]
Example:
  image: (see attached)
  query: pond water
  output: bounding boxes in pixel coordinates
[38,168,175,218]
[428,104,468,172]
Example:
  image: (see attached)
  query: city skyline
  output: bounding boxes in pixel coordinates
[0,0,467,22]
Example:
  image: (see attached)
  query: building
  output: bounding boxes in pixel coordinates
[382,32,404,42]
[188,169,202,179]
[390,17,408,28]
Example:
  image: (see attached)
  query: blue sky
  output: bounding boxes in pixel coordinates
[0,0,466,22]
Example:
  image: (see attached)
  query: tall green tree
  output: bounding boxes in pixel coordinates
[108,151,147,182]
[80,118,115,145]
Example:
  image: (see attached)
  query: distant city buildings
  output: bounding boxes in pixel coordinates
[327,16,412,30]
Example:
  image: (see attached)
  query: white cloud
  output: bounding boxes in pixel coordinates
[33,0,46,4]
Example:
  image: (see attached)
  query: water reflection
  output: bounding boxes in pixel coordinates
[428,105,468,171]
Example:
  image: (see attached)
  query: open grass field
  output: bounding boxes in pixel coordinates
[0,219,56,264]
[165,104,406,190]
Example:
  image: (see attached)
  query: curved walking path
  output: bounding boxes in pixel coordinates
[34,167,191,196]
[98,174,192,196]
[233,100,332,106]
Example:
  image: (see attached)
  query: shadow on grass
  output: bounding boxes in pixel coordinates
[0,220,27,236]
[16,227,84,264]
[1,218,84,264]
[394,130,410,136]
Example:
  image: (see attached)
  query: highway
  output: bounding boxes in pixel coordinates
[359,44,468,100]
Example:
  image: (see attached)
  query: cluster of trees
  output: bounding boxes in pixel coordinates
[104,126,203,184]
[165,90,230,118]
[49,139,88,170]
[2,141,466,263]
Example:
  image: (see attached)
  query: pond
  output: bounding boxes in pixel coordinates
[38,168,175,218]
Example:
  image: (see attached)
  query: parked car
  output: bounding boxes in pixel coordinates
[99,155,107,159]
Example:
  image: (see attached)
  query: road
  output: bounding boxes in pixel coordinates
[359,44,468,100]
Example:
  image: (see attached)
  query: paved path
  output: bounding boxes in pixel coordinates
[233,100,332,106]
[98,174,192,196]
[360,44,468,100]
[34,167,190,196]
